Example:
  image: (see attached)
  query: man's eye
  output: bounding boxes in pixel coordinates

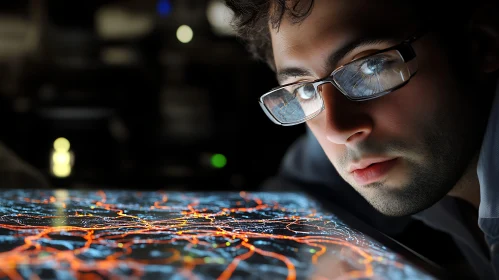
[294,84,316,100]
[359,57,389,75]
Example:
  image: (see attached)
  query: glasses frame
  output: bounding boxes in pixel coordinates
[259,32,425,126]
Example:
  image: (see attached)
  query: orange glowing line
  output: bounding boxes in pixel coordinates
[302,239,374,276]
[0,262,23,280]
[246,243,296,280]
[253,197,263,205]
[217,244,255,280]
[311,245,327,264]
[96,191,107,203]
[230,204,269,212]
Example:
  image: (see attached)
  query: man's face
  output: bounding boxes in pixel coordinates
[270,0,484,216]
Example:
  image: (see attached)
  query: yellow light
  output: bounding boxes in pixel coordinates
[52,152,71,165]
[52,189,69,227]
[176,25,193,43]
[53,137,70,152]
[54,189,69,201]
[52,164,71,178]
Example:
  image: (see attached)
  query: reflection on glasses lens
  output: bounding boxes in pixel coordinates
[333,49,410,100]
[261,49,412,125]
[261,84,323,124]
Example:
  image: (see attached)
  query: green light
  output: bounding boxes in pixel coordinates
[39,252,51,258]
[211,154,227,168]
[309,249,316,254]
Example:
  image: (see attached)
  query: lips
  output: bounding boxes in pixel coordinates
[349,158,398,185]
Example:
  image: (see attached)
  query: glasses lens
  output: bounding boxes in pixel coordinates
[333,49,411,100]
[261,83,323,124]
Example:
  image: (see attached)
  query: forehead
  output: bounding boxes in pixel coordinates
[270,0,417,72]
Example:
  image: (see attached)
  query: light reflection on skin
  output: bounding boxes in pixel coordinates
[309,254,358,280]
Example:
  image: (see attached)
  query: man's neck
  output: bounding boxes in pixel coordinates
[448,153,481,210]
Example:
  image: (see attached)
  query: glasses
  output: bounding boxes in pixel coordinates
[259,33,422,126]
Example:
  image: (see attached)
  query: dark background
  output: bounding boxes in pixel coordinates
[0,0,305,191]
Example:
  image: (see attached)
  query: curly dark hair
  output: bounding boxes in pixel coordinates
[224,0,491,71]
[224,0,314,70]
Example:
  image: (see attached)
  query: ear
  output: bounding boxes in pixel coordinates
[470,2,499,73]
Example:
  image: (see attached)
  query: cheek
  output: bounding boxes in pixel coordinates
[372,37,464,139]
[369,70,456,141]
[373,85,438,136]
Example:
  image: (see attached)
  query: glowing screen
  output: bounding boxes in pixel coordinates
[0,190,439,279]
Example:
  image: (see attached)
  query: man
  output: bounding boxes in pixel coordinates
[225,0,499,278]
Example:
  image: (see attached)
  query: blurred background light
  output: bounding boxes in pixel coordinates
[211,154,227,169]
[96,6,153,40]
[206,0,236,36]
[157,0,172,17]
[51,138,74,178]
[52,164,71,178]
[53,137,70,152]
[0,15,34,58]
[52,151,70,165]
[176,25,193,43]
[100,47,138,66]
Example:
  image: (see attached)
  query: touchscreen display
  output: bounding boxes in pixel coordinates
[0,190,438,279]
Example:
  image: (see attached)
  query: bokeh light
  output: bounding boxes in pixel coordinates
[53,137,70,152]
[176,25,193,43]
[210,154,227,168]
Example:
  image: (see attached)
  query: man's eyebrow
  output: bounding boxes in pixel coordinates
[276,68,314,84]
[326,36,399,71]
[276,36,400,84]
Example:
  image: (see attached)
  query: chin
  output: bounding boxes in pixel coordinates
[371,204,420,217]
[364,191,441,217]
[355,183,441,217]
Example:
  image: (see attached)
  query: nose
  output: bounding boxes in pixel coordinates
[319,83,373,145]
